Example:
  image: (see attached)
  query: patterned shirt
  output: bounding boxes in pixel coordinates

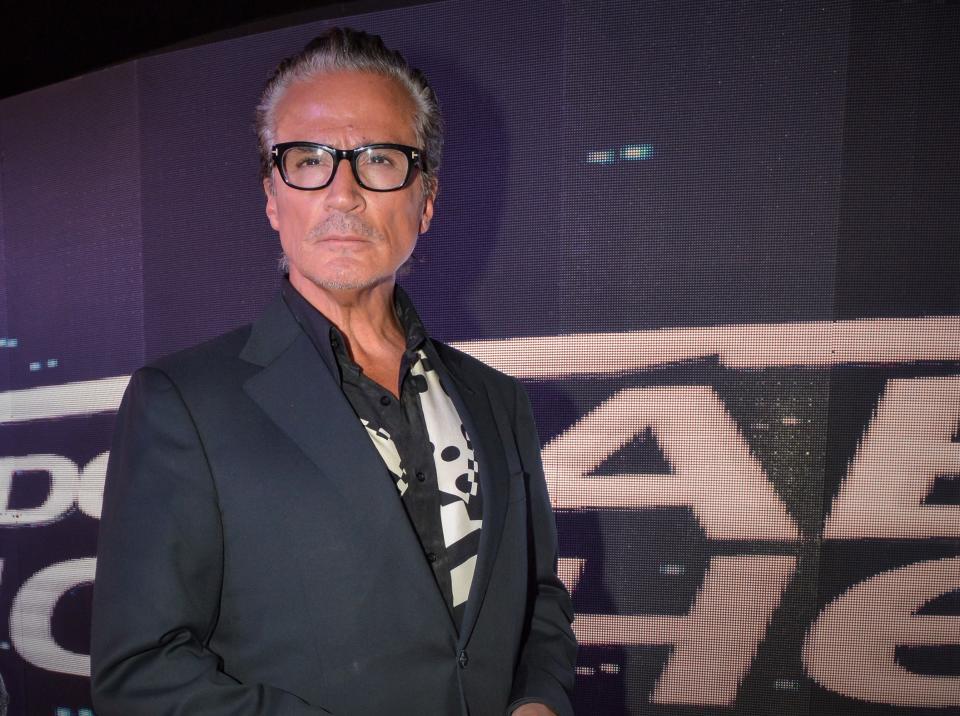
[281,279,483,628]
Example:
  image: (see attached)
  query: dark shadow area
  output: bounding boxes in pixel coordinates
[399,52,509,342]
[1,0,432,100]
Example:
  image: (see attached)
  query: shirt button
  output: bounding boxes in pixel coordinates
[427,552,438,563]
[416,471,426,482]
[458,650,468,668]
[379,395,391,406]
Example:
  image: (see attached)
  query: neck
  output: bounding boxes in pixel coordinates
[288,270,404,353]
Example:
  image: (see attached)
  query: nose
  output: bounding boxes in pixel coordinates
[322,158,365,213]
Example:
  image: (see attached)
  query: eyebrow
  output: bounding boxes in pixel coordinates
[307,137,412,148]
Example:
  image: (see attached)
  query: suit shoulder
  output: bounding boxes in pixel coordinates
[433,340,521,395]
[145,324,254,388]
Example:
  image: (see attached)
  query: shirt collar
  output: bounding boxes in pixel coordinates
[280,276,429,380]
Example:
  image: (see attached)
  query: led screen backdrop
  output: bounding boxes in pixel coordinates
[1,1,959,714]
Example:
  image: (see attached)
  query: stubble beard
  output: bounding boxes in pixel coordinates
[283,213,397,292]
[311,269,391,292]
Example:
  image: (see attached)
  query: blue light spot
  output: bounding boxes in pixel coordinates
[659,563,686,576]
[7,338,17,348]
[29,361,42,372]
[80,710,96,716]
[585,149,616,164]
[620,144,654,160]
[56,708,73,716]
[47,358,59,368]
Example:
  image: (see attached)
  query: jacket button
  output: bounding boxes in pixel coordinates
[458,650,468,668]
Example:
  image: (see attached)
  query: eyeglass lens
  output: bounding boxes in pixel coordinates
[281,146,411,190]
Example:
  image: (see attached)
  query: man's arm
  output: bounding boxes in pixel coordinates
[91,368,328,715]
[505,383,578,716]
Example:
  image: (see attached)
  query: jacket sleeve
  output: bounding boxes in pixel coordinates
[506,382,578,716]
[91,367,329,715]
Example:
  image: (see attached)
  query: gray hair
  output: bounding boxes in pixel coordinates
[256,27,443,196]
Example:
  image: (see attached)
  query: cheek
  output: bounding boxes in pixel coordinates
[372,197,423,240]
[275,196,315,239]
[401,196,429,233]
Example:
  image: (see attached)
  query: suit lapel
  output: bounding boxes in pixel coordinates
[427,343,511,647]
[243,333,398,532]
[240,297,455,630]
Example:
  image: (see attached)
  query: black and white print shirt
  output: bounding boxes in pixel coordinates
[281,279,483,628]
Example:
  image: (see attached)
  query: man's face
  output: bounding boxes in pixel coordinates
[264,70,435,295]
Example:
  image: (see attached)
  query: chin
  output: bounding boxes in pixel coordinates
[316,276,380,291]
[310,268,394,292]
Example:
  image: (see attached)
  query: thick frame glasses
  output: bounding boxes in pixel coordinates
[271,142,423,192]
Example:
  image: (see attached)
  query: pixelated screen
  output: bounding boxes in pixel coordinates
[1,1,958,714]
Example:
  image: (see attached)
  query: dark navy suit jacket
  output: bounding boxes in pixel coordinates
[91,295,577,715]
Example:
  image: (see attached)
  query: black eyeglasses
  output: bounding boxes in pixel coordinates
[271,142,424,192]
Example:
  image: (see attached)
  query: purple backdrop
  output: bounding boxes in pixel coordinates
[1,1,958,714]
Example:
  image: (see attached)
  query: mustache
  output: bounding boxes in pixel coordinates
[307,213,381,242]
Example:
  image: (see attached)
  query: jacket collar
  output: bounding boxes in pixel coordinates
[240,291,512,645]
[238,292,302,368]
[420,342,512,647]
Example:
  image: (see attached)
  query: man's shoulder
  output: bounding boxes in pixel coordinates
[432,339,520,396]
[144,323,255,388]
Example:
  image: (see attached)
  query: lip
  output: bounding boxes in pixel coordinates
[317,234,370,244]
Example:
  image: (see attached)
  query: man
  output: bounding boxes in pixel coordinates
[91,28,577,716]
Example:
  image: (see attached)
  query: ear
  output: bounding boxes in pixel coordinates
[263,177,280,232]
[419,179,437,234]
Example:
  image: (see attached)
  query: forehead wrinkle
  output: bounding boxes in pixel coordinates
[286,136,409,151]
[274,72,419,146]
[275,106,413,144]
